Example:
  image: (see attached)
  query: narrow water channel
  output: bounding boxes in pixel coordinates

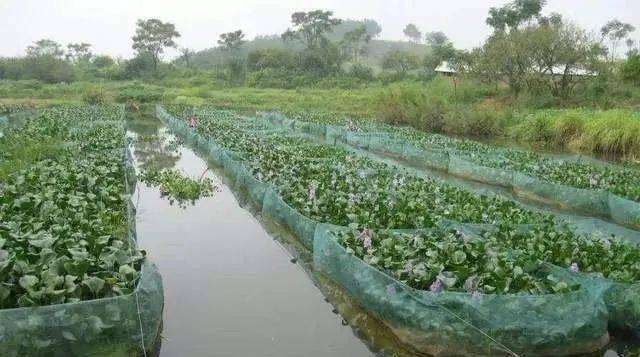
[126,112,377,357]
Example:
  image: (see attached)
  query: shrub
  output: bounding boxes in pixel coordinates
[376,83,448,132]
[82,88,109,105]
[510,111,556,145]
[348,64,375,81]
[443,102,508,137]
[621,55,640,84]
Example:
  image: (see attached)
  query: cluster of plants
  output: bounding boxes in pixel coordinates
[269,107,640,203]
[139,168,217,207]
[0,104,143,308]
[166,106,640,297]
[335,221,640,294]
[334,228,577,295]
[166,106,551,230]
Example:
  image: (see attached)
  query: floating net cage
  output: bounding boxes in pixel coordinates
[158,105,640,356]
[260,112,640,233]
[0,108,163,356]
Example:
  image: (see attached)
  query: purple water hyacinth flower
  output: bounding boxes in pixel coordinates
[429,278,445,293]
[570,262,580,273]
[358,229,373,250]
[404,261,414,273]
[463,276,478,293]
[386,284,396,296]
[308,184,316,201]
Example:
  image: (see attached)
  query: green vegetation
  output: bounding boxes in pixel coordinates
[0,104,144,308]
[335,221,640,293]
[139,168,217,207]
[162,106,640,299]
[168,106,552,230]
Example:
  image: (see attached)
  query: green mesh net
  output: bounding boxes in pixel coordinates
[0,146,163,356]
[157,105,640,354]
[267,118,640,232]
[313,224,611,357]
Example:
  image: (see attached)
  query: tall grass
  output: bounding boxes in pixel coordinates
[511,109,640,157]
[375,78,505,136]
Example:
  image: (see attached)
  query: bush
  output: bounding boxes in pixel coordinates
[82,88,109,105]
[510,111,556,145]
[247,68,294,89]
[443,102,508,137]
[621,55,640,84]
[348,64,375,81]
[376,83,448,132]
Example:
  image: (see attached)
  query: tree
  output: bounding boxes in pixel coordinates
[92,55,115,68]
[341,25,371,62]
[476,17,599,98]
[218,30,246,51]
[626,39,639,58]
[131,19,180,71]
[529,21,599,97]
[621,54,640,84]
[382,49,420,75]
[363,19,382,39]
[178,48,195,68]
[486,0,546,32]
[217,31,247,85]
[66,43,92,63]
[601,19,636,62]
[247,48,296,71]
[281,10,341,50]
[424,31,458,70]
[403,24,422,43]
[26,39,64,58]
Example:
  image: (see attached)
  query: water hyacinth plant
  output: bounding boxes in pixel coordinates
[139,168,218,207]
[0,104,145,308]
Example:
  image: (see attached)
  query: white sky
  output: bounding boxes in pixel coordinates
[0,0,638,59]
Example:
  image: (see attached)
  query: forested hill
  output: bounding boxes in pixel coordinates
[189,19,428,70]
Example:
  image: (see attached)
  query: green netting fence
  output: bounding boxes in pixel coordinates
[314,224,610,357]
[0,134,163,356]
[259,112,640,232]
[157,105,640,355]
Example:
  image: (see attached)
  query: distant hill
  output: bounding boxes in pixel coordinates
[189,19,429,71]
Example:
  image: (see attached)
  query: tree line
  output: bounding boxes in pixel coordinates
[0,0,638,97]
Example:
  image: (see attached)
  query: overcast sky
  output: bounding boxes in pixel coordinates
[0,0,638,59]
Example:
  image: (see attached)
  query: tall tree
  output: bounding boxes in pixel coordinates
[66,43,93,63]
[179,48,195,68]
[424,31,458,70]
[363,19,382,39]
[26,39,64,58]
[218,30,246,51]
[601,19,636,62]
[626,38,639,58]
[131,19,180,71]
[341,25,371,62]
[382,49,420,75]
[403,24,422,43]
[281,10,341,49]
[486,0,546,32]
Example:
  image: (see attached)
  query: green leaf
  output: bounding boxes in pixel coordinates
[83,277,105,294]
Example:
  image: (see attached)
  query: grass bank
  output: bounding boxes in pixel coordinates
[1,77,639,160]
